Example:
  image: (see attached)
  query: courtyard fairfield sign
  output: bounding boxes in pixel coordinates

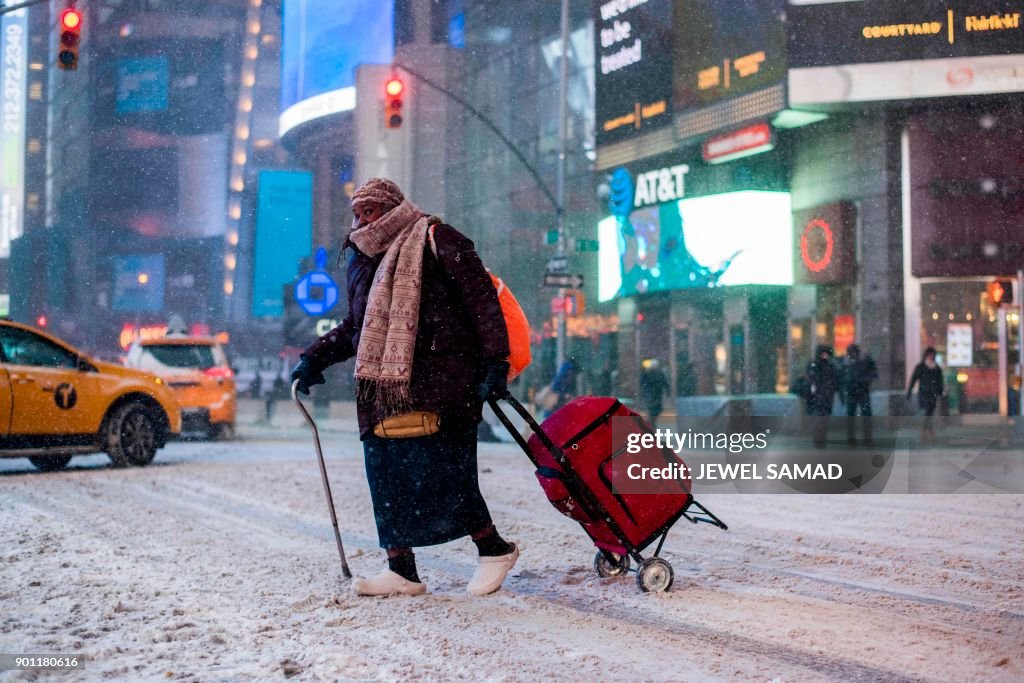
[789,1,1024,68]
[860,11,1019,40]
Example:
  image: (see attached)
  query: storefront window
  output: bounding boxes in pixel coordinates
[920,281,1019,414]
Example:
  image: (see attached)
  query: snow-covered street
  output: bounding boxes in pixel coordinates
[2,422,1022,681]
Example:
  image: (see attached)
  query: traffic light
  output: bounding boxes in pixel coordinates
[57,6,82,70]
[564,290,585,316]
[987,280,1014,306]
[384,75,404,129]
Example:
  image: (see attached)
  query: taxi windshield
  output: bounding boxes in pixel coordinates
[144,344,218,370]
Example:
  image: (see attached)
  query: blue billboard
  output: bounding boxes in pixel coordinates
[116,57,169,114]
[112,255,166,312]
[280,0,394,135]
[252,171,313,318]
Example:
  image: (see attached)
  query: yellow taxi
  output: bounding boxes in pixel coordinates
[125,335,236,439]
[0,320,182,471]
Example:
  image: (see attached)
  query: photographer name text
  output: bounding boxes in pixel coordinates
[626,462,843,481]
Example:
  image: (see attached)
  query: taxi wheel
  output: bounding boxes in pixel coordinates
[106,403,159,467]
[210,423,235,441]
[29,454,73,472]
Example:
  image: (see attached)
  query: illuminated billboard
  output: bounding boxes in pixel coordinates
[0,8,27,257]
[116,57,169,114]
[673,0,787,111]
[96,39,226,135]
[594,0,674,145]
[788,0,1024,104]
[252,171,313,318]
[598,191,793,301]
[280,0,394,137]
[113,255,166,313]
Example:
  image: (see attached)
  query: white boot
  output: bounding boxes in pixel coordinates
[352,569,427,597]
[468,544,519,596]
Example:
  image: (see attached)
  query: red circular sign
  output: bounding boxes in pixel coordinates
[801,218,834,273]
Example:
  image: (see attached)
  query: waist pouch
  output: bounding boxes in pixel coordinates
[373,411,441,439]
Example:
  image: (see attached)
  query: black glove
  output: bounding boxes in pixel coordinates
[290,357,325,396]
[477,361,510,402]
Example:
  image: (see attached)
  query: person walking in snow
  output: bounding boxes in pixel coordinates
[841,343,877,447]
[638,358,669,423]
[807,345,841,448]
[906,346,944,442]
[290,178,518,597]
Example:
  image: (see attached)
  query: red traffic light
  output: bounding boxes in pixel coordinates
[57,7,82,70]
[61,8,82,29]
[36,315,48,328]
[988,280,1014,306]
[384,76,404,129]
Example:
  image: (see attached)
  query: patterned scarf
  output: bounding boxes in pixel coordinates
[348,199,429,414]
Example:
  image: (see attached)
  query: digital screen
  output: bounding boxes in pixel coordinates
[113,255,166,313]
[594,0,674,146]
[91,147,179,212]
[252,171,313,318]
[0,8,27,257]
[96,40,225,135]
[116,57,169,114]
[673,0,787,111]
[598,191,793,301]
[787,0,1024,68]
[281,0,394,131]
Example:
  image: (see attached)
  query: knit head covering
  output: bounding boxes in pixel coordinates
[351,177,404,213]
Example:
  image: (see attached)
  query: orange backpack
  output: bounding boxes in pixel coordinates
[429,225,532,381]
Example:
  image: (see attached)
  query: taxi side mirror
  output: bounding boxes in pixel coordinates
[77,356,97,373]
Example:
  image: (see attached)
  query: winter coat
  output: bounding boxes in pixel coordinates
[907,362,944,408]
[302,222,510,439]
[807,358,841,414]
[639,369,669,404]
[842,356,878,399]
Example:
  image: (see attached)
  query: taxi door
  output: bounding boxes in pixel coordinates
[0,326,93,437]
[0,365,11,439]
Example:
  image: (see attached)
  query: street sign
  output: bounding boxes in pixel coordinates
[575,238,600,253]
[543,272,584,288]
[545,229,559,245]
[546,256,568,272]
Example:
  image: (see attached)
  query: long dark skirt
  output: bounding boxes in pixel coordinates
[363,422,492,549]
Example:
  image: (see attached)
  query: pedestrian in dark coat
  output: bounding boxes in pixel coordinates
[841,343,877,446]
[290,178,518,597]
[547,356,578,416]
[808,345,840,447]
[907,347,944,442]
[639,358,670,423]
[906,347,944,416]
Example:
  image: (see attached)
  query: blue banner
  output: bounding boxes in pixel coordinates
[252,170,313,318]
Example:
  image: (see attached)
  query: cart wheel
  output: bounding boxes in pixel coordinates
[636,558,674,593]
[594,551,630,578]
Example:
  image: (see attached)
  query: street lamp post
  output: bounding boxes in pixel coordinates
[554,0,570,368]
[394,1,574,369]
